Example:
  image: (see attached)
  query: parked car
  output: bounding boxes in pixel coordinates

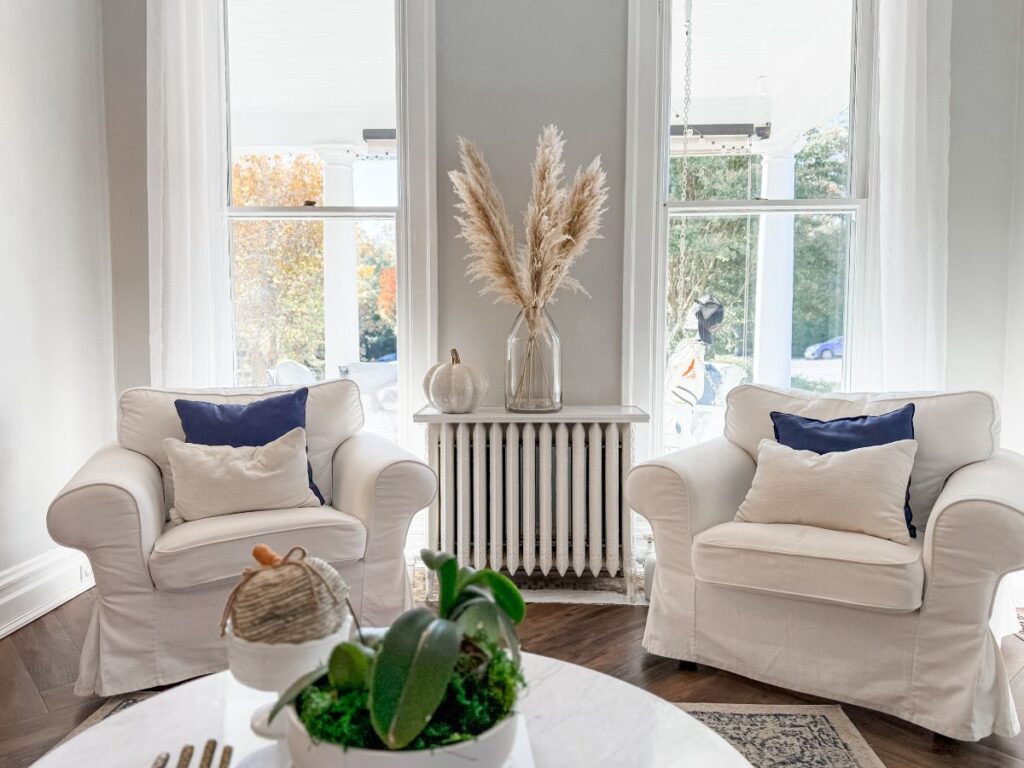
[804,336,843,359]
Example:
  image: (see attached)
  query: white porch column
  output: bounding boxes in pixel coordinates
[318,144,360,377]
[753,153,796,387]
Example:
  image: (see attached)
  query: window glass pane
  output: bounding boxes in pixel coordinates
[227,0,397,206]
[230,217,399,441]
[663,212,850,450]
[669,0,854,201]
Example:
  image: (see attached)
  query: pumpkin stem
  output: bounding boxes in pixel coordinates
[450,348,461,365]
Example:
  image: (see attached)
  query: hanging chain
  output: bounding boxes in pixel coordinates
[680,0,694,200]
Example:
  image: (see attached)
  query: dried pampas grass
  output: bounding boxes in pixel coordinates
[449,125,607,315]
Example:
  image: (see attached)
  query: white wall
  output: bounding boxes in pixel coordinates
[435,0,628,405]
[1001,5,1024,453]
[0,0,114,616]
[102,0,151,394]
[945,0,1023,406]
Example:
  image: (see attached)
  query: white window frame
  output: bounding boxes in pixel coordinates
[221,0,437,452]
[622,0,873,460]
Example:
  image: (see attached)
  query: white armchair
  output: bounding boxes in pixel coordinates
[627,384,1024,741]
[47,380,436,696]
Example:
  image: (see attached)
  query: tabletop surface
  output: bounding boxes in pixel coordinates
[413,405,650,424]
[33,653,750,767]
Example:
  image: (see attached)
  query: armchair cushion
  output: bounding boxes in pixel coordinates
[164,428,321,523]
[119,379,364,510]
[174,387,324,502]
[725,385,999,528]
[735,438,916,544]
[693,521,925,612]
[148,506,366,591]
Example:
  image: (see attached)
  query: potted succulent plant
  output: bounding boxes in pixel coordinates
[270,549,527,767]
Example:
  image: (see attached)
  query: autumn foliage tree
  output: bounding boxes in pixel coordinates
[230,153,397,384]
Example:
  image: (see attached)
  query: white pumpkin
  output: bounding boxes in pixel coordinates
[424,349,489,413]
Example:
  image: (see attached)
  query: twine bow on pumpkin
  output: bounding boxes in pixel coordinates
[220,544,349,643]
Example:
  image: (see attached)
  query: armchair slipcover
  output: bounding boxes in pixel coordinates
[47,380,436,696]
[627,384,1024,740]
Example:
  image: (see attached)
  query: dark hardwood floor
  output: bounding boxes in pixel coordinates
[3,592,1024,767]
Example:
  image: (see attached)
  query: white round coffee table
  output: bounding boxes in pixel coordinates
[34,653,750,767]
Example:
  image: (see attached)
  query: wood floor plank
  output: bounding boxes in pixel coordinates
[0,639,47,723]
[51,590,94,651]
[39,683,102,714]
[0,701,103,768]
[10,610,82,692]
[6,598,1024,768]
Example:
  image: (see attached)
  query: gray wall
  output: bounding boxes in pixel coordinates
[0,0,115,570]
[945,0,1023,403]
[1000,5,1024,453]
[435,0,628,405]
[102,0,151,394]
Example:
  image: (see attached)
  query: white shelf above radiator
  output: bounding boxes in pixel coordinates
[413,405,649,424]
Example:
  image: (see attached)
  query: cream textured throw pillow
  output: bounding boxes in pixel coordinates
[735,438,918,544]
[164,427,320,523]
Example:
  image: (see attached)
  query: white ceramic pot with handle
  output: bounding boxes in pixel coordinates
[284,706,521,768]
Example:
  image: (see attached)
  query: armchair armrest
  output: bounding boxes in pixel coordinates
[47,443,165,590]
[913,450,1024,736]
[332,431,437,625]
[626,436,755,535]
[923,450,1024,601]
[332,431,437,528]
[626,437,755,661]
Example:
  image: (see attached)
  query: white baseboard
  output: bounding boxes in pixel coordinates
[0,547,94,639]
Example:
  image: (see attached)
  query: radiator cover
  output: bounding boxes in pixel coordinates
[415,406,648,599]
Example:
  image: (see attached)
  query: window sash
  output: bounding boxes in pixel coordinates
[623,0,870,461]
[225,206,398,220]
[218,0,437,455]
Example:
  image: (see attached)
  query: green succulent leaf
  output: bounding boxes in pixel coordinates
[357,626,389,649]
[455,565,477,593]
[369,608,461,750]
[459,570,527,624]
[327,642,375,690]
[269,665,327,723]
[421,549,459,618]
[453,599,521,663]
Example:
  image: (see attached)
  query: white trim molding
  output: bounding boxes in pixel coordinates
[0,548,93,639]
[396,0,439,454]
[622,0,672,462]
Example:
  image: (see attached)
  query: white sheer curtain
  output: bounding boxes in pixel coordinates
[849,1,1019,637]
[147,0,233,388]
[848,0,951,392]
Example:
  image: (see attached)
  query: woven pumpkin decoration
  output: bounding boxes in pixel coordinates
[221,545,349,644]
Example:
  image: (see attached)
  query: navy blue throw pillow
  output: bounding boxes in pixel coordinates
[174,388,324,504]
[770,404,916,537]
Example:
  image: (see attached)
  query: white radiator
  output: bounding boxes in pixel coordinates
[415,407,647,596]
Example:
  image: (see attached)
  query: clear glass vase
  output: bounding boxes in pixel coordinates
[506,306,561,412]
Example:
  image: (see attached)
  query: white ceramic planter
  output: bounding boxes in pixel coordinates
[285,706,520,768]
[225,618,354,692]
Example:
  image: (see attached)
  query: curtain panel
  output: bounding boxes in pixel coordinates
[147,0,233,388]
[849,0,952,392]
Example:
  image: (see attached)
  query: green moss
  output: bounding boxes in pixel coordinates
[299,685,384,750]
[298,642,524,752]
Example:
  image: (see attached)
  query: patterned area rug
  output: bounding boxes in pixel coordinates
[56,692,157,747]
[676,703,885,768]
